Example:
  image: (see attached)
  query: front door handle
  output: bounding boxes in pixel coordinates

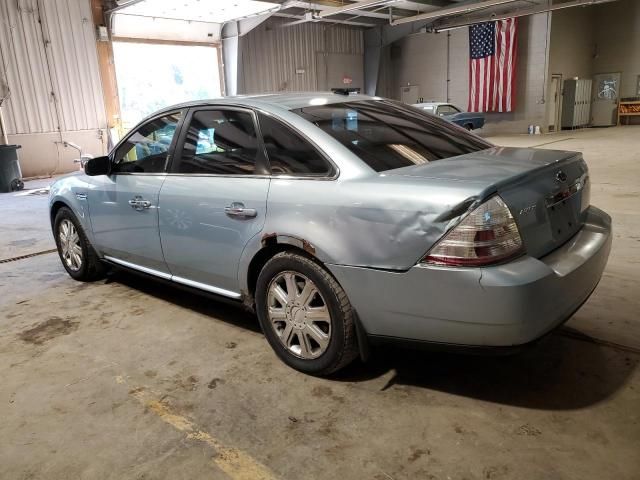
[128,196,152,211]
[224,202,257,218]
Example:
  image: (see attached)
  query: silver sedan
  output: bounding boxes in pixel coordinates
[49,92,612,375]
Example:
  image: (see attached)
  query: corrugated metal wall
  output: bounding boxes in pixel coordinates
[0,0,107,176]
[0,0,57,134]
[239,17,364,94]
[0,0,105,135]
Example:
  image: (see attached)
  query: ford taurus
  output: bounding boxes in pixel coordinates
[49,92,612,375]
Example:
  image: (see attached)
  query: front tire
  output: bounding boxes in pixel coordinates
[54,207,105,281]
[255,252,358,375]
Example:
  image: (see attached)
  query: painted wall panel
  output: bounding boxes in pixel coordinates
[592,0,640,98]
[389,31,448,103]
[239,17,364,94]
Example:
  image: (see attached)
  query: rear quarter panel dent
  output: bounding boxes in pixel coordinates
[258,177,480,274]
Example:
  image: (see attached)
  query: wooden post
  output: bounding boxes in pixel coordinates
[91,0,121,136]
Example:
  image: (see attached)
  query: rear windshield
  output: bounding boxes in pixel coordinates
[291,100,492,172]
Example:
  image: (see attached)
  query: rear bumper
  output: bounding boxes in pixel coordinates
[327,206,612,347]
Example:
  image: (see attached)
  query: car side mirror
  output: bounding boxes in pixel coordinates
[84,155,111,176]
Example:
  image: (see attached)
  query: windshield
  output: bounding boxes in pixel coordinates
[292,100,492,172]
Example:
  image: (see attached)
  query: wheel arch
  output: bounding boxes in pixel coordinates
[49,195,97,249]
[241,233,371,362]
[50,200,71,226]
[243,234,324,305]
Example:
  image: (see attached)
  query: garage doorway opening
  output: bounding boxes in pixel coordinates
[112,41,222,130]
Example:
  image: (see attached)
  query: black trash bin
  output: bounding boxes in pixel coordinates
[0,145,24,193]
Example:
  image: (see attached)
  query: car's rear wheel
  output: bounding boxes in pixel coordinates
[54,207,105,281]
[255,252,358,375]
[464,123,473,130]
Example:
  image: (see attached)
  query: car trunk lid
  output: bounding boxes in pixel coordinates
[384,147,591,259]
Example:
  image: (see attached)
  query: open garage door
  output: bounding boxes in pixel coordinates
[112,41,222,130]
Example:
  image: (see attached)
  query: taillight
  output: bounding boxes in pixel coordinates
[422,195,523,267]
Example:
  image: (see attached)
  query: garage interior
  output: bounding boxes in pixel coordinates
[0,0,639,479]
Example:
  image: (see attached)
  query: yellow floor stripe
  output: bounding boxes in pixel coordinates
[128,386,276,480]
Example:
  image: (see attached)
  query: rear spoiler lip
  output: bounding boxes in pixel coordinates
[431,152,584,224]
[488,151,583,192]
[385,151,583,182]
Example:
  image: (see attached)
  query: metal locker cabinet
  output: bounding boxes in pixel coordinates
[585,79,593,125]
[561,79,592,128]
[578,80,586,125]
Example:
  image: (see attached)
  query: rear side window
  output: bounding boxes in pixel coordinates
[177,109,259,175]
[258,113,332,176]
[437,105,460,115]
[292,100,492,172]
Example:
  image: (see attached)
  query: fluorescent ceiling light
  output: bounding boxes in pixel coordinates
[120,0,280,23]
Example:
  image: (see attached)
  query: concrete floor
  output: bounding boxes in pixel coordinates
[1,126,638,480]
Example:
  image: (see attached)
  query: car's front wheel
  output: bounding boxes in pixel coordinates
[54,207,105,281]
[255,252,358,375]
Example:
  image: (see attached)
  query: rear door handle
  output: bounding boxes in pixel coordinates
[128,196,152,211]
[224,202,257,218]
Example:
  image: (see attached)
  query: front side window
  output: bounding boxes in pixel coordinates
[177,109,259,175]
[113,112,181,173]
[258,113,333,176]
[292,100,492,173]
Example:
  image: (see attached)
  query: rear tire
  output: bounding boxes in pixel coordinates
[464,123,473,131]
[54,207,105,281]
[255,252,358,375]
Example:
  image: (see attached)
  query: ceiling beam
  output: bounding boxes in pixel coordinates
[394,0,449,9]
[391,0,521,25]
[315,0,399,18]
[286,1,398,19]
[274,12,376,27]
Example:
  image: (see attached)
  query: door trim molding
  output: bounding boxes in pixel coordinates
[103,255,241,299]
[104,256,172,280]
[171,276,241,299]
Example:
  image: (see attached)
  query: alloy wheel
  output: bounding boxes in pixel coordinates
[58,219,83,271]
[267,271,332,359]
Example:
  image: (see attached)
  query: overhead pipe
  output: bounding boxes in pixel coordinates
[432,0,618,31]
[390,0,521,26]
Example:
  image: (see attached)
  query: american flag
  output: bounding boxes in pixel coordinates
[468,18,518,113]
